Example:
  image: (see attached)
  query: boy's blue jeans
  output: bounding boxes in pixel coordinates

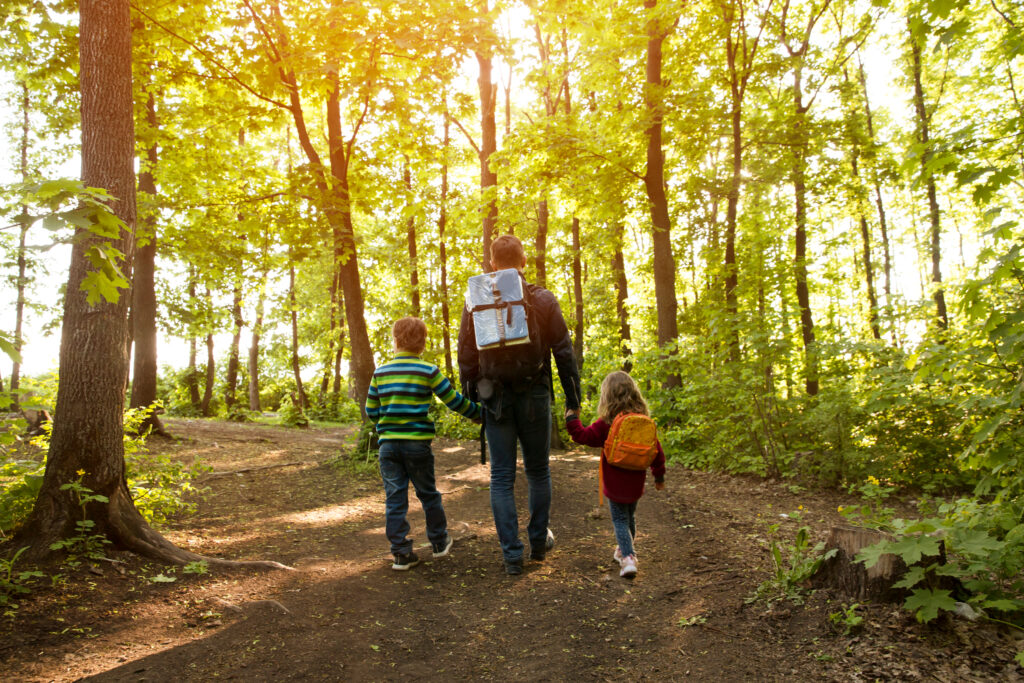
[484,383,552,563]
[608,500,638,557]
[378,439,448,555]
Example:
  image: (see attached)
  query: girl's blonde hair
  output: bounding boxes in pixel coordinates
[597,371,649,422]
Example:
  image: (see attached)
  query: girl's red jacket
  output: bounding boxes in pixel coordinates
[566,417,666,504]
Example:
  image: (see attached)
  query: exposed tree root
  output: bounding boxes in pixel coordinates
[107,486,293,571]
[201,461,306,480]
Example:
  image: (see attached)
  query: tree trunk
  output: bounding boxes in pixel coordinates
[858,62,894,332]
[224,284,243,410]
[439,112,455,378]
[201,327,215,417]
[404,156,420,316]
[571,217,584,368]
[19,0,287,569]
[722,3,746,363]
[288,258,308,410]
[332,292,345,396]
[477,48,498,272]
[909,26,948,331]
[643,0,679,387]
[248,277,264,412]
[128,88,165,434]
[186,272,201,410]
[323,76,374,411]
[320,269,339,399]
[612,228,632,371]
[811,526,910,603]
[535,200,549,288]
[10,82,31,409]
[791,65,819,396]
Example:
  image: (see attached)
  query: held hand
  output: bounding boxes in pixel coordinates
[654,481,665,491]
[564,407,579,420]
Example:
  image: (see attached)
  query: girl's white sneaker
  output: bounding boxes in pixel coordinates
[619,554,637,578]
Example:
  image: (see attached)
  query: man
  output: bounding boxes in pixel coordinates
[458,234,581,575]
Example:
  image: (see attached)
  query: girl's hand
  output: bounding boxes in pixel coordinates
[565,407,579,420]
[654,481,665,491]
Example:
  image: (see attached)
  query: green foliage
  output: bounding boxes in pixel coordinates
[431,403,479,440]
[828,603,864,635]
[277,396,309,428]
[48,474,111,563]
[750,512,837,605]
[182,560,209,575]
[7,179,131,305]
[0,547,44,616]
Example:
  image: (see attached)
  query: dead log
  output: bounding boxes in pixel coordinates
[811,525,909,602]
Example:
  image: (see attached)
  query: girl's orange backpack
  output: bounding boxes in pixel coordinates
[600,413,658,502]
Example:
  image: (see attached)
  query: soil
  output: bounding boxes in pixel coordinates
[2,418,1022,682]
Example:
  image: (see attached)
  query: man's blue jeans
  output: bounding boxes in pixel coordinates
[485,383,552,563]
[378,440,447,555]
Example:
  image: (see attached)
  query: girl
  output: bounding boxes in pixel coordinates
[566,371,665,578]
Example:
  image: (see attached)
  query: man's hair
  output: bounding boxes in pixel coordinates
[490,234,526,270]
[392,316,427,354]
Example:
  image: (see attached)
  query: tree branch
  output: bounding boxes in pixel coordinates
[127,2,289,111]
[449,114,481,155]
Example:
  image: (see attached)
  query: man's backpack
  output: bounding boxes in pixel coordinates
[466,269,546,386]
[603,413,658,471]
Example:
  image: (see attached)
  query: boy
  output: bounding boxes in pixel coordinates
[366,317,481,570]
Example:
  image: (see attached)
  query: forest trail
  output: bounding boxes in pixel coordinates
[1,419,1019,682]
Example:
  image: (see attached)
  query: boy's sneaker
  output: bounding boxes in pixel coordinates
[530,529,556,561]
[392,551,420,571]
[504,558,523,575]
[432,534,454,559]
[619,554,637,578]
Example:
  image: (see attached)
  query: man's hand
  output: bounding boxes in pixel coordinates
[564,407,579,420]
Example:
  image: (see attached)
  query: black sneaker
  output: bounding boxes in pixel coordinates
[504,558,523,575]
[530,528,555,561]
[392,551,420,571]
[431,534,453,558]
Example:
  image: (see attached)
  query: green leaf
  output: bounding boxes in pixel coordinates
[953,529,1003,557]
[855,540,894,569]
[904,588,957,623]
[893,565,927,590]
[885,535,942,565]
[149,573,177,583]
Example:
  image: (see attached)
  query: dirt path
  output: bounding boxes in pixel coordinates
[2,419,1021,681]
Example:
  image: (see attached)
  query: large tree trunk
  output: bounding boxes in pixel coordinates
[477,47,498,272]
[811,526,910,603]
[909,27,948,331]
[404,156,421,316]
[19,0,286,569]
[128,89,165,434]
[643,0,679,387]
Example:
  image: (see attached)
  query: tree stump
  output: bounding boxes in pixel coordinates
[811,525,909,603]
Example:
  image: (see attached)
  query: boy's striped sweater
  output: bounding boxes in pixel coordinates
[365,352,480,441]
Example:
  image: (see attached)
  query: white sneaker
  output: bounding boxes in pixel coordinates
[613,547,623,563]
[619,554,637,578]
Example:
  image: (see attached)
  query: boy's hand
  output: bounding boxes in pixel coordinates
[654,481,665,491]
